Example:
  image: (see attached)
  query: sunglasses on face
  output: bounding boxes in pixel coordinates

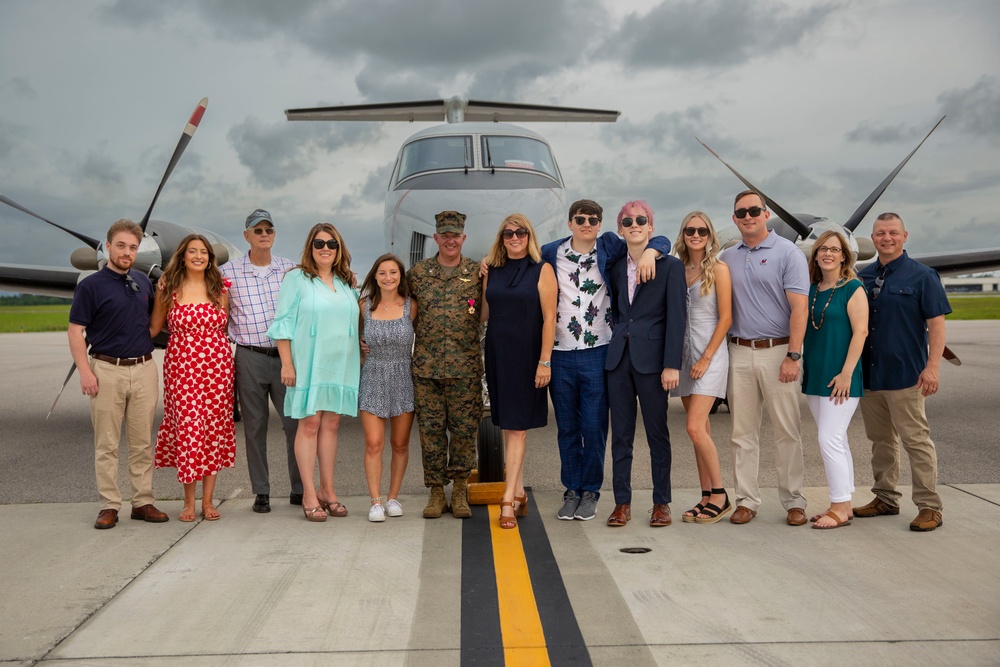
[620,216,648,227]
[684,227,710,238]
[312,239,340,250]
[252,227,275,236]
[572,215,601,226]
[734,206,765,219]
[501,228,529,240]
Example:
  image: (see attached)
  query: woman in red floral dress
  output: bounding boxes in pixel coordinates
[151,234,236,522]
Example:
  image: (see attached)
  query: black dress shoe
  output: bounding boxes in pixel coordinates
[253,494,271,513]
[289,493,303,506]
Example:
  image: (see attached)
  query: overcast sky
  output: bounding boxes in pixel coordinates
[1,0,998,276]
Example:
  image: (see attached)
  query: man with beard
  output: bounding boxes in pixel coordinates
[68,219,169,529]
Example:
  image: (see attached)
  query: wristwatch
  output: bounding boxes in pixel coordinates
[786,351,802,361]
[538,360,551,368]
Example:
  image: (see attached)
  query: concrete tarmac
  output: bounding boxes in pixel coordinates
[1,324,999,665]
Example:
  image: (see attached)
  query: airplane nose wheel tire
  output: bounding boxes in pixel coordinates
[477,416,505,483]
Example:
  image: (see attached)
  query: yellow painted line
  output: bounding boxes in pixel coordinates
[488,503,550,666]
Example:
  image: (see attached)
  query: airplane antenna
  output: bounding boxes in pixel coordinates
[139,97,208,232]
[843,116,946,232]
[696,137,813,240]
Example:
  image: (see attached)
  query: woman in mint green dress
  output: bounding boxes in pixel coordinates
[268,223,360,522]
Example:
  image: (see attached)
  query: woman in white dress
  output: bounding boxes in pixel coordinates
[673,212,733,524]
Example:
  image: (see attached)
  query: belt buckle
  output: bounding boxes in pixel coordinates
[749,338,760,350]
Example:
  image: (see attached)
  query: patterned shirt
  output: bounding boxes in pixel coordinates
[220,253,295,347]
[627,253,639,304]
[554,240,612,349]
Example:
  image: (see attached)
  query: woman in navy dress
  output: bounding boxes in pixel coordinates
[483,213,557,529]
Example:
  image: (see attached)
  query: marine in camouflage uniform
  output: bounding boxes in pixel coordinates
[407,211,484,518]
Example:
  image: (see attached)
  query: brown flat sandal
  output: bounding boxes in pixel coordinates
[303,506,327,522]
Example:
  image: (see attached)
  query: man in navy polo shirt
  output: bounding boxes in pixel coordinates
[855,212,951,532]
[68,219,168,529]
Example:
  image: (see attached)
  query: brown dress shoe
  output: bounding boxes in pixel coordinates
[786,508,807,526]
[94,509,119,530]
[853,497,899,518]
[910,508,943,532]
[649,504,672,527]
[607,503,631,527]
[730,506,757,525]
[131,504,170,523]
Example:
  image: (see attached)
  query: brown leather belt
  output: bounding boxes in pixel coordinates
[91,353,153,366]
[729,336,790,349]
[238,344,280,358]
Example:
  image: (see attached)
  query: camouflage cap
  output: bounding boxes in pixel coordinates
[245,209,274,229]
[435,210,466,234]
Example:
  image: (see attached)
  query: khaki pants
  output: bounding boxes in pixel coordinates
[727,343,806,512]
[90,357,159,511]
[859,385,942,511]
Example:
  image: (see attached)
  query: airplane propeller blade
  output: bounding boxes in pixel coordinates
[46,361,78,420]
[843,116,946,232]
[696,139,813,240]
[0,194,102,249]
[138,97,208,232]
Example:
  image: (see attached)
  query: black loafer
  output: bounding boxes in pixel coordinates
[252,494,271,513]
[289,493,303,506]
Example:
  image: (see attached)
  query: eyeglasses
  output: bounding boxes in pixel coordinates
[312,239,340,250]
[501,228,529,240]
[252,227,275,236]
[734,206,765,219]
[871,267,885,299]
[620,216,648,227]
[572,215,601,226]
[124,273,139,296]
[816,246,842,255]
[684,227,710,237]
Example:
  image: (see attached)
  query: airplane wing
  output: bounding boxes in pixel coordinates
[910,248,1000,278]
[0,264,81,299]
[286,97,620,124]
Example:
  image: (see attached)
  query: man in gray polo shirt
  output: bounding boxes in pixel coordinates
[719,190,810,526]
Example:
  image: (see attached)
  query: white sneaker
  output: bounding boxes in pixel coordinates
[368,503,386,522]
[385,499,403,517]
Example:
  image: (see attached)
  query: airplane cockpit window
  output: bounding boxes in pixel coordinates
[480,136,559,181]
[397,136,473,182]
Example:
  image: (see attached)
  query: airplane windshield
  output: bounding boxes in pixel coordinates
[397,136,473,182]
[481,136,559,180]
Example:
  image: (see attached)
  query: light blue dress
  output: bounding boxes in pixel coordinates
[267,269,360,418]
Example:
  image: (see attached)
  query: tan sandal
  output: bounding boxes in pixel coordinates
[812,510,851,529]
[514,493,529,517]
[499,501,517,529]
[303,506,327,522]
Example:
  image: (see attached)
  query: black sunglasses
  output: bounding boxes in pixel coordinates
[252,227,275,236]
[684,227,710,237]
[501,228,529,240]
[312,239,340,250]
[572,215,601,226]
[871,269,885,299]
[620,216,648,227]
[734,206,765,219]
[124,273,139,296]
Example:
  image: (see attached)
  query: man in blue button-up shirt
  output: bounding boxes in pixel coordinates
[856,212,951,532]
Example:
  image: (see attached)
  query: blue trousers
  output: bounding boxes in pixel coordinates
[550,346,609,498]
[607,354,672,505]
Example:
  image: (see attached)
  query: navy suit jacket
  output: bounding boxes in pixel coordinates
[540,232,671,307]
[604,252,686,375]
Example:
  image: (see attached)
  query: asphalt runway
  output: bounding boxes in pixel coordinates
[1,321,996,508]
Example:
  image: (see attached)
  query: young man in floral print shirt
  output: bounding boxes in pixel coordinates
[540,200,671,520]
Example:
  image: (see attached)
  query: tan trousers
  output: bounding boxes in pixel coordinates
[859,385,942,511]
[89,357,159,511]
[727,343,806,512]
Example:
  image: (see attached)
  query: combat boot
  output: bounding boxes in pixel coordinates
[451,479,472,519]
[423,486,449,519]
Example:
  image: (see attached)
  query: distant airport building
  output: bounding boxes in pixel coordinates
[942,275,1000,293]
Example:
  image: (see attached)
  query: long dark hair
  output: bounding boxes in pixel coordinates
[359,253,410,310]
[157,234,225,311]
[298,222,353,285]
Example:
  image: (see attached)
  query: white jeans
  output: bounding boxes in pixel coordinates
[807,395,858,503]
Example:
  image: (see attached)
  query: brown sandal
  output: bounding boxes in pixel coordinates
[499,501,517,529]
[303,506,327,522]
[811,510,851,529]
[514,493,529,517]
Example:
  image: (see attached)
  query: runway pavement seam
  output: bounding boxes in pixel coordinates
[946,483,1000,508]
[31,499,229,667]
